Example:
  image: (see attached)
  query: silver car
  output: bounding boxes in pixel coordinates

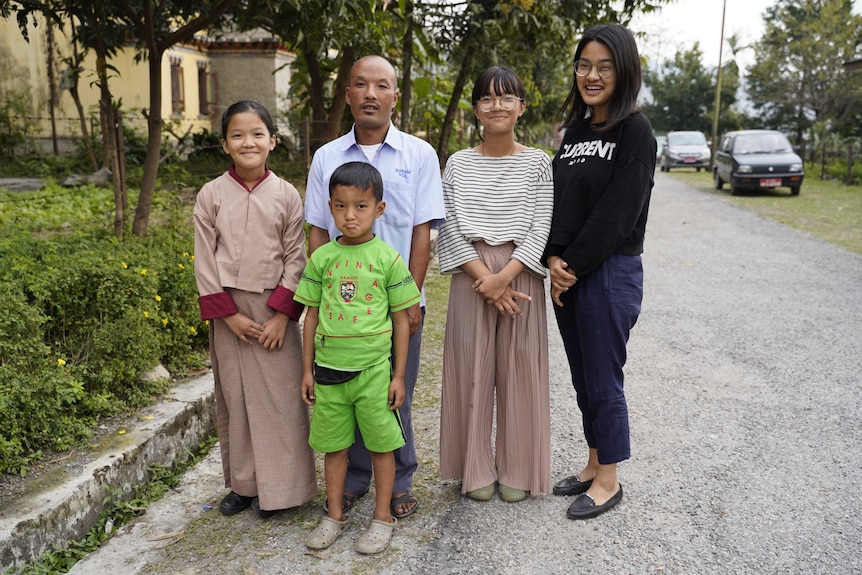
[659,131,710,172]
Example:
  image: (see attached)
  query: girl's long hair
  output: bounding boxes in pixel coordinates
[557,23,642,132]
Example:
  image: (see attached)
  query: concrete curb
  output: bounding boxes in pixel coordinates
[0,374,216,571]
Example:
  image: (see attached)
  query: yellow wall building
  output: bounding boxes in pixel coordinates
[0,15,295,154]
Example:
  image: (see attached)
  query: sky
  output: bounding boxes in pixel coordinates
[629,0,777,74]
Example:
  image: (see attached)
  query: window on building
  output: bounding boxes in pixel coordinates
[170,57,185,115]
[197,62,215,117]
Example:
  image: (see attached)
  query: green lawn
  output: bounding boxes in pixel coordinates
[666,169,862,255]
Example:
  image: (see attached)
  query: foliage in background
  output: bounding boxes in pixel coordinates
[0,84,40,157]
[643,43,744,136]
[0,183,207,476]
[746,0,862,148]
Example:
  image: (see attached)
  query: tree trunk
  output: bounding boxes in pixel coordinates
[436,49,474,168]
[69,21,98,172]
[324,45,354,143]
[69,84,98,172]
[304,37,329,151]
[132,50,164,237]
[399,0,414,133]
[95,49,124,239]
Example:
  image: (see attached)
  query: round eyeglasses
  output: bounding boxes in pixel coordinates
[574,59,615,79]
[475,95,524,112]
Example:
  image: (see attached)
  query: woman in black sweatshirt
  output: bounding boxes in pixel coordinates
[544,23,656,520]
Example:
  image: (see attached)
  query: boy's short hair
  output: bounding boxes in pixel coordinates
[329,161,384,202]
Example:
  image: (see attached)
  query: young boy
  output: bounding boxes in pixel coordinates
[296,161,420,554]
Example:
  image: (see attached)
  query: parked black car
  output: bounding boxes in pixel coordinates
[659,131,710,172]
[713,130,804,196]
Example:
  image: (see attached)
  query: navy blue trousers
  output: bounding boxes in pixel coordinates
[553,255,643,464]
[344,309,424,495]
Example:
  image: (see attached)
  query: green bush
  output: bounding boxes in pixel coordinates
[0,191,207,475]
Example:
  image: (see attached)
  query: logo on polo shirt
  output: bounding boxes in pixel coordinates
[395,167,411,180]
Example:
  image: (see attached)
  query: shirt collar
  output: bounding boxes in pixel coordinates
[228,165,271,192]
[341,122,403,153]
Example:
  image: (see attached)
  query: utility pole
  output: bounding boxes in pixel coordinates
[710,0,727,169]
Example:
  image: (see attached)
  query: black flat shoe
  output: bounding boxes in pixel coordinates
[553,474,594,496]
[566,485,623,520]
[251,497,283,519]
[219,491,254,516]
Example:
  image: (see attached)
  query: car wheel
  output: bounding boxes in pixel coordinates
[730,180,741,196]
[696,167,702,172]
[790,185,800,196]
[714,170,724,190]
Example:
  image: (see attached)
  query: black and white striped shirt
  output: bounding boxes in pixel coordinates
[438,147,553,278]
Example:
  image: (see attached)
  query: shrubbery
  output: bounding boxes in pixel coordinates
[0,185,208,475]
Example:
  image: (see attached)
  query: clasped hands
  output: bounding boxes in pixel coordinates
[224,311,289,350]
[547,256,577,307]
[473,273,530,318]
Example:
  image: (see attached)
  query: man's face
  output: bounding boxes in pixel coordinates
[347,57,398,132]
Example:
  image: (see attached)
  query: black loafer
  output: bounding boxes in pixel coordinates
[566,485,623,520]
[553,475,594,496]
[251,497,283,519]
[218,491,254,516]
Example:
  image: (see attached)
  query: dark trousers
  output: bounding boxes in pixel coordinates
[553,255,642,464]
[344,308,424,495]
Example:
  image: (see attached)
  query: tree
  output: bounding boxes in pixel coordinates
[245,0,387,151]
[746,0,862,151]
[642,44,715,134]
[115,0,240,237]
[5,0,130,237]
[430,0,671,163]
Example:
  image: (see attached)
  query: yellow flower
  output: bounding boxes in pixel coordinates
[139,269,148,276]
[189,326,198,335]
[162,318,169,326]
[182,252,189,258]
[57,358,66,367]
[154,294,162,302]
[121,262,128,269]
[177,263,185,270]
[118,429,126,435]
[143,311,150,318]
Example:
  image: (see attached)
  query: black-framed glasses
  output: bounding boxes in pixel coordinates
[475,95,524,112]
[574,59,615,79]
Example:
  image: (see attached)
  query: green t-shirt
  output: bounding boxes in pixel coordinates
[295,235,421,370]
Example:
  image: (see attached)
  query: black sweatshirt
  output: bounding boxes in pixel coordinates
[544,113,656,277]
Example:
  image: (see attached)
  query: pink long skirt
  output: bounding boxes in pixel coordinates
[211,288,318,510]
[438,242,551,495]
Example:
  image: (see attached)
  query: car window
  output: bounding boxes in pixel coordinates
[668,132,707,146]
[733,133,793,154]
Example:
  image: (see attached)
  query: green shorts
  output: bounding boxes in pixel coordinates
[308,359,406,454]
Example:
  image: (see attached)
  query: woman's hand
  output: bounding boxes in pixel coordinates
[548,256,577,307]
[472,273,508,303]
[223,313,263,345]
[259,312,288,351]
[493,285,531,318]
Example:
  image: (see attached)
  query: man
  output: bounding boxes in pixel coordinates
[304,55,445,519]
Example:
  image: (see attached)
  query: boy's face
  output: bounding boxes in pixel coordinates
[329,184,384,245]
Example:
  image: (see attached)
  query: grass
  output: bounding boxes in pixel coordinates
[666,168,862,255]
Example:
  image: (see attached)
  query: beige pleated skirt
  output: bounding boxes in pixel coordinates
[211,288,318,510]
[438,242,551,495]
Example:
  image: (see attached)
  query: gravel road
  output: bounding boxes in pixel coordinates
[69,172,862,575]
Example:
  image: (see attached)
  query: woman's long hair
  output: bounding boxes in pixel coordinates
[557,23,642,132]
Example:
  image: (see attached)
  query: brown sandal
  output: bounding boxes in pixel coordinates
[390,491,419,519]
